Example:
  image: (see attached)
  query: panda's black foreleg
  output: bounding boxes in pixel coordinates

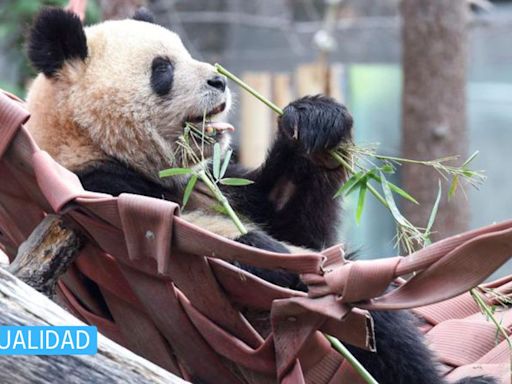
[224,95,353,251]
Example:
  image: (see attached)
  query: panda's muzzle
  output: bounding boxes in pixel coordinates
[187,102,234,133]
[188,102,225,123]
[208,102,226,116]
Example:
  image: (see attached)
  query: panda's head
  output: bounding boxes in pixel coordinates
[26,8,232,179]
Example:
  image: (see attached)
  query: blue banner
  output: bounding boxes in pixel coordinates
[0,326,97,355]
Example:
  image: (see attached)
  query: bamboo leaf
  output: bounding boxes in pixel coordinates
[220,149,233,179]
[386,181,419,205]
[219,178,254,186]
[212,203,228,215]
[424,180,442,245]
[463,150,479,167]
[334,171,364,199]
[448,175,459,199]
[356,178,368,224]
[340,170,389,208]
[182,174,198,208]
[379,172,408,227]
[159,168,193,178]
[462,169,478,178]
[345,171,373,197]
[368,173,418,205]
[381,163,395,174]
[213,143,221,180]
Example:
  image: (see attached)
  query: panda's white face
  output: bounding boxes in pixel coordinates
[76,19,232,168]
[26,13,232,181]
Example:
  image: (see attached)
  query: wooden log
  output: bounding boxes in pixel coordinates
[8,215,83,298]
[0,266,189,383]
[273,73,293,111]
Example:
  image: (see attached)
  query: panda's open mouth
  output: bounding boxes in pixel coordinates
[187,102,234,133]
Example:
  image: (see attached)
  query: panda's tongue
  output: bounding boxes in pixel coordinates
[206,122,235,132]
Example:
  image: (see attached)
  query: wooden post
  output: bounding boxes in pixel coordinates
[239,72,273,168]
[239,64,344,168]
[272,73,293,136]
[329,63,345,102]
[295,62,344,101]
[401,0,469,240]
[296,63,327,96]
[273,73,293,110]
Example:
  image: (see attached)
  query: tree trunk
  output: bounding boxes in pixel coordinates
[401,0,469,241]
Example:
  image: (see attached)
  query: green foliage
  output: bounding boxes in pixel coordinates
[220,149,233,179]
[326,335,379,384]
[158,168,192,178]
[219,178,254,186]
[355,178,367,224]
[423,181,442,245]
[182,174,198,208]
[470,289,512,354]
[380,171,408,228]
[332,144,485,253]
[160,122,252,236]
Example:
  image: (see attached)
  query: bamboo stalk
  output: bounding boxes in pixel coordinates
[197,169,248,235]
[215,64,284,116]
[326,335,379,384]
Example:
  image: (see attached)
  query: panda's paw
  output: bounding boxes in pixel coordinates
[278,95,353,154]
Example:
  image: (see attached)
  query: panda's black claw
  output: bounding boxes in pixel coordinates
[278,95,353,154]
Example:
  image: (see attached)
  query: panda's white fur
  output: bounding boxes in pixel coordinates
[27,19,231,179]
[26,14,242,238]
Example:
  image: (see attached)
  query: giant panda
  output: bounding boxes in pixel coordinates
[24,7,494,384]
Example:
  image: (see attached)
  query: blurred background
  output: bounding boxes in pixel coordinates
[0,0,511,274]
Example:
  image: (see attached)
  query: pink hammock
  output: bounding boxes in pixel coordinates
[1,90,511,383]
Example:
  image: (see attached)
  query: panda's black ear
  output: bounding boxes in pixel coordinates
[27,8,88,77]
[132,7,155,24]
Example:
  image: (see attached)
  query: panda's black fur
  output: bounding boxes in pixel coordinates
[27,8,87,77]
[25,8,495,384]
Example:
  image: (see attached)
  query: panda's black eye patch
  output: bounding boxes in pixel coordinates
[151,57,174,96]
